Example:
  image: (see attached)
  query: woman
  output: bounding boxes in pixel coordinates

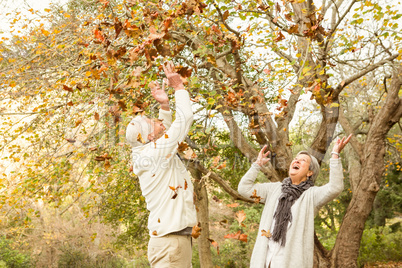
[238,135,352,268]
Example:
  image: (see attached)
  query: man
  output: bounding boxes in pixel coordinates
[126,62,197,267]
[238,135,352,268]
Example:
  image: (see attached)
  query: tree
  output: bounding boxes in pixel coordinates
[0,0,401,267]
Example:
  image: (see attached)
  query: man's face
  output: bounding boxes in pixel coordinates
[288,154,312,181]
[148,118,166,141]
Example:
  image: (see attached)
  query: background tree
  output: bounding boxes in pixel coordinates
[0,0,401,267]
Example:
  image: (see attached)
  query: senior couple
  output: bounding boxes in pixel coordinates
[126,62,351,268]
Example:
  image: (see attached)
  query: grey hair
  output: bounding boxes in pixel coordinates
[296,151,320,183]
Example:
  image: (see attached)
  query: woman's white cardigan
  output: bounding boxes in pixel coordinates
[238,159,344,268]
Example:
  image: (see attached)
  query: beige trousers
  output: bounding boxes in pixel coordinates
[148,234,192,268]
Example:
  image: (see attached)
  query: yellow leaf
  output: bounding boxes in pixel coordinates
[330,103,340,108]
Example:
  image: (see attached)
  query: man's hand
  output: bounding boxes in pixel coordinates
[331,134,352,159]
[255,145,271,167]
[150,79,169,111]
[162,61,184,91]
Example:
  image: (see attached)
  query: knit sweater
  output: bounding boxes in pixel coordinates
[131,90,197,237]
[238,158,344,268]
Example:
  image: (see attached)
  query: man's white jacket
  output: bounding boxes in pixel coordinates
[131,90,197,237]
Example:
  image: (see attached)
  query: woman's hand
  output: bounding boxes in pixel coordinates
[331,134,352,158]
[255,145,271,167]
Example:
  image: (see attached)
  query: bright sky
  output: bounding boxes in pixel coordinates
[0,0,65,37]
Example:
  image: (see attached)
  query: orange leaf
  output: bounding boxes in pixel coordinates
[137,133,145,144]
[169,186,176,191]
[152,230,157,236]
[261,229,272,238]
[94,112,100,120]
[164,133,169,138]
[250,189,262,203]
[208,239,220,255]
[63,85,73,92]
[184,180,188,190]
[235,210,247,227]
[192,223,202,239]
[104,159,111,169]
[226,203,239,208]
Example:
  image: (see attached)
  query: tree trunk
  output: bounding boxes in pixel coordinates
[191,166,213,268]
[329,67,402,267]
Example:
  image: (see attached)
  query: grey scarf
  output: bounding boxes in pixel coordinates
[271,177,314,246]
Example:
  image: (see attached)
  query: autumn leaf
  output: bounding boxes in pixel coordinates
[226,203,239,208]
[164,133,169,138]
[274,31,285,42]
[261,229,272,238]
[66,138,76,143]
[224,230,247,243]
[104,159,111,169]
[94,112,100,120]
[216,161,226,170]
[235,210,246,227]
[152,230,157,236]
[177,142,189,152]
[63,85,73,92]
[192,223,202,239]
[158,218,160,223]
[137,133,145,144]
[250,189,262,203]
[184,180,188,190]
[94,29,105,42]
[176,66,192,78]
[208,238,219,255]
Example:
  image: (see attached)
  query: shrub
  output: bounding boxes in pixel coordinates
[0,237,32,268]
[358,226,402,267]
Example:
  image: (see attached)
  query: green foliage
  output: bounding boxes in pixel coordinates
[0,237,32,268]
[366,169,402,228]
[58,244,130,268]
[358,226,402,267]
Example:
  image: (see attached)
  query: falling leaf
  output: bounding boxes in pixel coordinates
[184,180,188,190]
[166,153,172,159]
[224,230,247,242]
[192,223,202,239]
[169,186,176,191]
[104,159,111,169]
[261,229,272,238]
[226,203,239,208]
[250,189,262,203]
[177,142,189,153]
[152,230,157,236]
[158,218,160,223]
[235,210,247,227]
[263,68,271,75]
[75,119,82,127]
[212,196,221,203]
[66,138,76,143]
[217,161,226,170]
[137,133,145,144]
[89,147,97,151]
[94,112,100,120]
[164,133,169,138]
[208,239,219,255]
[274,31,285,42]
[63,85,73,92]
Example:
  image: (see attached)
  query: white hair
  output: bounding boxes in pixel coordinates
[126,115,152,147]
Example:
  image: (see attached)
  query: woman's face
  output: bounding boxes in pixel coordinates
[288,154,313,183]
